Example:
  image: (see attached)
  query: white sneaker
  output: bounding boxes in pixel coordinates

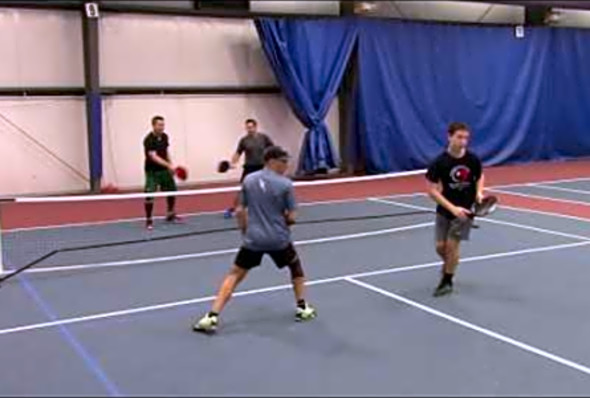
[193,313,219,333]
[295,304,317,322]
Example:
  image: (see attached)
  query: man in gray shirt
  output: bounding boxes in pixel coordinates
[194,146,317,334]
[224,118,274,218]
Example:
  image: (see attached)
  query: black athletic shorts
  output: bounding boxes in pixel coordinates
[235,244,299,270]
[240,164,264,183]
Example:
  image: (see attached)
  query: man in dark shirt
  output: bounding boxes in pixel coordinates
[143,115,181,230]
[426,122,485,297]
[224,118,274,218]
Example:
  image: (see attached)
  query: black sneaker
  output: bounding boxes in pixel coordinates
[166,213,183,223]
[433,282,453,297]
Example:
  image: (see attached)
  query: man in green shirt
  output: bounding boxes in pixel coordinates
[143,115,181,230]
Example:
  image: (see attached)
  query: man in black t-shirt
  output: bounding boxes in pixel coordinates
[224,118,274,218]
[143,115,181,230]
[426,122,485,297]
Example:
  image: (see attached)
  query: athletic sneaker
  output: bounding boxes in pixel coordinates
[166,213,183,223]
[146,219,154,231]
[193,313,219,334]
[433,282,453,297]
[295,304,317,322]
[223,208,234,219]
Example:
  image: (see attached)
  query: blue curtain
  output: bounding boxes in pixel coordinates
[546,28,590,160]
[355,19,560,173]
[255,18,358,174]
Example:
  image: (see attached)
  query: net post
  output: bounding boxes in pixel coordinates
[0,200,5,275]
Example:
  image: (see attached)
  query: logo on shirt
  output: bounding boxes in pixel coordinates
[258,179,267,192]
[449,165,472,190]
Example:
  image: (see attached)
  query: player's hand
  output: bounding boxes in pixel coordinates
[452,206,472,220]
[476,192,485,204]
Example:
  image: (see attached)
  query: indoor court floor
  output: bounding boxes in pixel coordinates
[1,177,590,396]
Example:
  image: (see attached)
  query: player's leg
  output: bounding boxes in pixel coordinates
[159,170,180,222]
[434,218,471,297]
[433,214,453,296]
[270,244,316,321]
[192,248,262,333]
[144,171,157,230]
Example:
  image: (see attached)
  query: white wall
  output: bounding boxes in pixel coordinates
[100,14,275,86]
[250,1,340,15]
[102,95,339,189]
[0,8,87,196]
[103,1,193,8]
[0,97,88,196]
[0,9,84,87]
[363,1,525,24]
[100,14,340,190]
[552,8,590,28]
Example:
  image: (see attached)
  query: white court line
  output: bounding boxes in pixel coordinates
[490,188,590,207]
[3,192,427,233]
[498,205,590,224]
[476,218,590,241]
[1,240,588,337]
[492,177,590,189]
[10,221,434,275]
[345,277,590,377]
[531,184,590,196]
[7,190,589,276]
[22,188,590,277]
[368,198,590,241]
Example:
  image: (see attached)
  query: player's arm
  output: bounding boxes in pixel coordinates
[265,134,274,148]
[284,210,296,226]
[427,181,470,219]
[231,139,244,169]
[231,152,241,168]
[236,206,248,233]
[148,151,174,171]
[475,158,485,203]
[476,173,485,203]
[236,187,248,233]
[283,184,297,226]
[425,173,471,220]
[145,135,174,171]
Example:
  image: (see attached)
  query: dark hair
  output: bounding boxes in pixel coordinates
[151,115,165,126]
[264,146,290,163]
[448,122,470,136]
[245,118,257,126]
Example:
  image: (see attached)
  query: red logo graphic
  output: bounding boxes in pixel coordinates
[451,165,472,183]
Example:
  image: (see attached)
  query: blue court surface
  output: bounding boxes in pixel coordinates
[1,179,590,396]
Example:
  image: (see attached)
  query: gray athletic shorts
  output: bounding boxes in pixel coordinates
[435,213,472,242]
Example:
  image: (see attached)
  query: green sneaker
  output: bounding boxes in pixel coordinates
[192,313,219,334]
[295,304,317,322]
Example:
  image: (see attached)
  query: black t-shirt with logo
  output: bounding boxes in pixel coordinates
[144,132,170,172]
[426,150,482,219]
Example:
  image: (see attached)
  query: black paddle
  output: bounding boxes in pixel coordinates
[470,195,499,229]
[217,160,231,173]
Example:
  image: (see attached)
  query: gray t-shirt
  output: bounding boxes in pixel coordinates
[240,168,296,251]
[237,133,274,167]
